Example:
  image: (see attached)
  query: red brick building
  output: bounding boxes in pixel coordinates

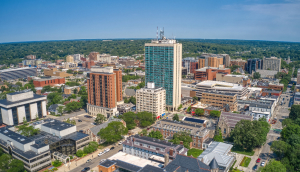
[33,76,65,87]
[261,89,282,96]
[190,62,198,74]
[257,81,284,91]
[82,60,95,69]
[194,67,231,81]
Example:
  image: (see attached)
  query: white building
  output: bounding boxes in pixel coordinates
[136,82,166,118]
[0,91,47,126]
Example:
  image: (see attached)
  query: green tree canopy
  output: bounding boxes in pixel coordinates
[259,159,286,172]
[271,140,290,160]
[253,72,261,79]
[210,110,221,117]
[173,114,179,121]
[169,132,193,149]
[95,114,106,125]
[195,108,204,116]
[148,130,163,139]
[98,121,128,144]
[289,105,300,120]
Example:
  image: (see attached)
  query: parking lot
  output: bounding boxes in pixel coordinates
[70,114,96,132]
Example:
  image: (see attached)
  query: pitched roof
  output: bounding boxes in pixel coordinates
[198,142,234,168]
[220,112,252,128]
[125,88,136,97]
[209,158,218,169]
[164,154,210,172]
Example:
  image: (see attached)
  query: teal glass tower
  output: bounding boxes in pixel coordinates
[145,37,182,111]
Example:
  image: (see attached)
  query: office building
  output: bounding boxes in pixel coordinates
[222,54,231,67]
[0,67,37,81]
[230,58,247,70]
[198,141,235,172]
[72,54,81,61]
[194,67,230,81]
[88,51,100,61]
[190,61,198,74]
[246,58,262,74]
[182,57,197,73]
[196,81,248,99]
[99,54,111,63]
[216,73,250,86]
[152,119,212,150]
[0,91,47,126]
[136,82,166,118]
[145,33,182,111]
[263,57,281,72]
[122,134,188,160]
[66,55,74,63]
[119,57,135,67]
[32,76,65,87]
[87,66,122,118]
[201,91,238,112]
[0,119,89,172]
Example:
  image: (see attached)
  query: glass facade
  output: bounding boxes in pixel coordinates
[49,139,76,155]
[145,46,174,106]
[12,107,18,125]
[25,104,31,122]
[37,101,43,118]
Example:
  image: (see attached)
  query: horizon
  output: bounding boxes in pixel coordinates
[1,0,300,43]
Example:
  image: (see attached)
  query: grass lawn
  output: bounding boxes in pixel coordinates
[187,148,204,158]
[231,146,254,156]
[240,156,251,167]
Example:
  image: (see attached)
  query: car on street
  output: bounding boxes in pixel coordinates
[104,148,110,153]
[118,141,123,145]
[100,159,106,163]
[110,147,115,150]
[86,159,92,163]
[81,167,90,172]
[78,119,82,122]
[84,115,92,118]
[98,152,103,156]
[261,161,265,166]
[256,158,261,163]
[253,165,258,170]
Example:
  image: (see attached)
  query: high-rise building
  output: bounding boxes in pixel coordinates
[88,52,100,61]
[297,69,300,85]
[145,33,182,111]
[221,54,231,67]
[208,56,223,68]
[87,66,122,117]
[136,82,166,118]
[66,55,74,63]
[262,57,281,72]
[198,58,205,69]
[230,59,247,70]
[190,61,198,74]
[246,58,262,74]
[73,54,81,61]
[99,54,111,63]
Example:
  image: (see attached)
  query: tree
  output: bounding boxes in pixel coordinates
[231,119,269,151]
[213,129,223,142]
[169,132,193,149]
[271,140,290,160]
[17,122,40,137]
[173,114,180,122]
[0,154,11,170]
[259,160,286,172]
[192,96,198,102]
[289,105,300,120]
[121,112,137,130]
[57,106,64,116]
[177,104,183,111]
[186,106,191,113]
[64,101,82,112]
[210,110,221,117]
[282,118,294,127]
[15,81,22,87]
[148,130,163,139]
[98,121,128,144]
[7,159,26,172]
[253,72,261,79]
[195,108,204,116]
[73,88,78,94]
[182,75,186,79]
[65,118,76,125]
[124,96,136,105]
[280,123,300,141]
[95,114,106,125]
[76,150,83,157]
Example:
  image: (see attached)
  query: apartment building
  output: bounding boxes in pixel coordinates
[145,35,182,111]
[122,134,188,160]
[246,58,262,74]
[136,83,166,118]
[88,51,100,61]
[198,58,206,69]
[152,120,212,150]
[87,66,122,118]
[66,55,74,63]
[182,57,197,73]
[194,67,231,81]
[190,61,198,74]
[32,76,65,87]
[0,67,37,81]
[208,56,223,68]
[263,57,281,72]
[201,91,238,112]
[196,81,248,99]
[0,91,47,126]
[230,59,247,70]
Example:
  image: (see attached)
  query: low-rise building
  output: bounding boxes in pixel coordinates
[256,81,284,91]
[0,91,47,126]
[261,89,282,97]
[216,73,250,86]
[117,103,135,114]
[64,86,80,94]
[152,120,212,149]
[201,91,238,112]
[218,112,253,138]
[32,76,65,87]
[197,141,236,172]
[43,68,72,78]
[196,81,248,99]
[122,134,188,160]
[294,92,300,105]
[136,83,166,118]
[230,58,247,70]
[255,69,278,78]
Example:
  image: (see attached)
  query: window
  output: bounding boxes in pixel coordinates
[224,129,226,134]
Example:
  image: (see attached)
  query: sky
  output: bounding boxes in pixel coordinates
[0,0,300,43]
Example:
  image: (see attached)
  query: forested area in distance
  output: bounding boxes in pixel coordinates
[0,39,300,65]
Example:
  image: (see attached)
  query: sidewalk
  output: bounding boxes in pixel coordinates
[234,147,262,172]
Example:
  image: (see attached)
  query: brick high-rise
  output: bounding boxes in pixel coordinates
[87,66,122,118]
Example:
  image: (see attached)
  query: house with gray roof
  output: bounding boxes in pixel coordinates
[198,141,235,172]
[84,117,126,144]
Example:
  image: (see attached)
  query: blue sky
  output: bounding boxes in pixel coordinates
[0,0,299,43]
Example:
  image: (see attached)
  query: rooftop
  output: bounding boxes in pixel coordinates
[220,112,252,128]
[196,81,246,91]
[165,154,210,172]
[42,119,75,131]
[195,67,229,72]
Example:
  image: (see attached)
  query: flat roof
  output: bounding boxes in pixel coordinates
[0,93,46,107]
[42,119,75,131]
[196,81,245,90]
[195,67,229,72]
[183,117,206,124]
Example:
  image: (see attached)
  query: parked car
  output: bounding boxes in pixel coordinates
[118,141,123,145]
[84,115,92,118]
[98,152,103,156]
[256,158,261,163]
[86,159,92,163]
[104,148,110,153]
[78,119,82,122]
[81,167,90,172]
[253,165,258,170]
[261,161,265,166]
[110,147,115,150]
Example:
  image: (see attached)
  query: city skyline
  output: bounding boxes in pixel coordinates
[0,0,300,43]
